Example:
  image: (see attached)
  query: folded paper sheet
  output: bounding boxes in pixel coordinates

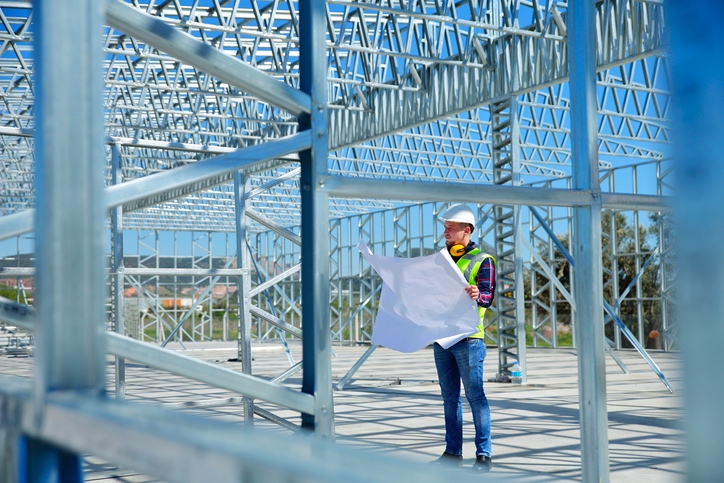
[357,240,480,352]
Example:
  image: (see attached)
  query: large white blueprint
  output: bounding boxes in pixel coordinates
[357,240,480,353]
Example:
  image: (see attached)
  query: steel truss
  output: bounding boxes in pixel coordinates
[0,1,678,482]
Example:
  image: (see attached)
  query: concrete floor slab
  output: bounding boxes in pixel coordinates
[0,341,684,482]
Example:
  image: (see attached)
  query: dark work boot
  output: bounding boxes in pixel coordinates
[430,451,463,467]
[472,455,492,472]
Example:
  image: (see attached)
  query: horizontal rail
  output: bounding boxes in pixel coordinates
[0,297,314,415]
[322,175,672,211]
[0,376,482,483]
[0,132,311,242]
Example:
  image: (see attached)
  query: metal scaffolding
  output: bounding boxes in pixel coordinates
[0,1,689,482]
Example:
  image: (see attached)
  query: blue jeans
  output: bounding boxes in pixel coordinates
[433,338,491,457]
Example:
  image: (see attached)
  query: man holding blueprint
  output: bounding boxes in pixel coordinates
[358,204,496,473]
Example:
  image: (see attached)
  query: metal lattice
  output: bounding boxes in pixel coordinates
[0,2,677,479]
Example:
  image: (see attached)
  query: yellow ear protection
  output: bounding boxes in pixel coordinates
[450,244,466,257]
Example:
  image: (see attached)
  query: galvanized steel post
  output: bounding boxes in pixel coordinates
[568,1,610,481]
[299,0,334,437]
[234,172,255,425]
[111,144,126,399]
[30,0,106,479]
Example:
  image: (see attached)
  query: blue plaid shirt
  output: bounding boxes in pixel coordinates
[450,242,496,308]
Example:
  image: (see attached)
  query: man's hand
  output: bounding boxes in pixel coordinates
[464,284,479,300]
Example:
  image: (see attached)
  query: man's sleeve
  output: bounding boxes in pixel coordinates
[476,257,496,307]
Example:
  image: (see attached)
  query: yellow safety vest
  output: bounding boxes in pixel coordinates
[456,248,496,339]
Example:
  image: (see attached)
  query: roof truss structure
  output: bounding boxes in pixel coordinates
[0,0,670,232]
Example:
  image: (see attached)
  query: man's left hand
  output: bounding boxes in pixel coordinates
[465,285,479,300]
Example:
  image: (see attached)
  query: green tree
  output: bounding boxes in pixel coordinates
[532,211,663,347]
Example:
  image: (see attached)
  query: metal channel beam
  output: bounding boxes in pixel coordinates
[0,126,303,159]
[234,173,254,424]
[106,332,314,415]
[0,296,314,416]
[0,211,34,241]
[0,376,484,483]
[246,208,303,245]
[108,133,310,213]
[248,305,303,339]
[568,1,609,480]
[30,0,106,479]
[323,176,672,211]
[33,0,106,399]
[111,144,126,399]
[491,97,527,382]
[0,132,311,242]
[299,0,334,437]
[249,264,301,297]
[0,174,673,244]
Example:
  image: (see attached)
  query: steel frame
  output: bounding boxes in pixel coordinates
[0,1,681,481]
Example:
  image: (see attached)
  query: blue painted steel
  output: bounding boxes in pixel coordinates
[18,436,82,483]
[299,0,334,436]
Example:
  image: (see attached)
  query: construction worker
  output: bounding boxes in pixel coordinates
[430,203,496,472]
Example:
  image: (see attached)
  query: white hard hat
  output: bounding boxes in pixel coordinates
[440,204,476,227]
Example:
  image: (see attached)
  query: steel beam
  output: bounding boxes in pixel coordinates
[234,172,255,424]
[111,144,126,399]
[299,0,334,437]
[0,375,481,483]
[491,97,527,382]
[0,132,310,242]
[0,295,314,416]
[33,0,106,398]
[107,133,311,213]
[568,1,610,480]
[322,176,672,211]
[30,0,106,479]
[107,332,315,415]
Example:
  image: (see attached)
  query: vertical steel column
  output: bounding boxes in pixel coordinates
[512,206,526,381]
[358,212,377,340]
[393,207,411,257]
[111,144,126,398]
[528,205,560,348]
[143,230,163,343]
[191,232,207,340]
[1,426,18,482]
[234,173,254,425]
[329,218,342,342]
[30,0,105,480]
[568,1,609,481]
[655,162,676,352]
[603,210,621,349]
[659,213,675,352]
[18,437,82,482]
[669,1,724,481]
[491,97,526,381]
[299,0,334,437]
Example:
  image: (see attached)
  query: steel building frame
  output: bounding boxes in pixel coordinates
[0,0,685,481]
